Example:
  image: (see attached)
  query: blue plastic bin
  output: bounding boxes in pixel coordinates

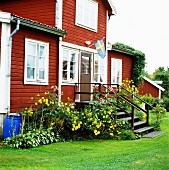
[3,115,22,139]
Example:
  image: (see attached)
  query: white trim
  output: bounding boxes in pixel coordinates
[111,58,122,84]
[61,41,97,53]
[143,76,165,92]
[55,0,63,29]
[0,12,11,23]
[105,10,109,84]
[75,0,98,32]
[159,89,161,99]
[62,47,79,83]
[107,0,117,15]
[0,22,11,113]
[24,38,49,85]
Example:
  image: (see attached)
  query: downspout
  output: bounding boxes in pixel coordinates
[6,19,20,113]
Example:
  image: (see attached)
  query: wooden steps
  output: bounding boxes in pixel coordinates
[116,111,154,136]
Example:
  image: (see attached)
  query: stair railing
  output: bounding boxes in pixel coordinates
[101,83,152,129]
[74,83,152,129]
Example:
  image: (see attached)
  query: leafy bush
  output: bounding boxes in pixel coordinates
[4,128,60,149]
[4,86,140,149]
[150,100,167,130]
[162,97,169,111]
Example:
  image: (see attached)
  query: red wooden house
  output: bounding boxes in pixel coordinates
[108,44,165,98]
[0,0,116,135]
[108,44,134,85]
[139,76,165,99]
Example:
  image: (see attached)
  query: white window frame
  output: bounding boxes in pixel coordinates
[94,54,106,83]
[24,38,49,85]
[55,0,62,28]
[76,0,98,32]
[111,58,122,84]
[62,47,78,83]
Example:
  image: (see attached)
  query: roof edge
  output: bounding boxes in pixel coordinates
[11,14,67,37]
[143,76,165,91]
[110,45,135,56]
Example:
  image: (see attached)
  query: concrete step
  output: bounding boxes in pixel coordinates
[134,126,154,134]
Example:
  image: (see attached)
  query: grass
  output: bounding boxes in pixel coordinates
[0,113,169,170]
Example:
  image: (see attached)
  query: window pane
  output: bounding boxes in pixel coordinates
[28,43,36,56]
[82,56,90,74]
[39,69,45,79]
[70,61,75,80]
[39,57,45,69]
[62,71,67,80]
[27,67,35,79]
[94,74,99,82]
[27,56,35,67]
[39,45,45,58]
[63,61,68,71]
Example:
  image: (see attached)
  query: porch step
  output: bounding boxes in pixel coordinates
[134,126,154,134]
[118,116,139,122]
[134,121,146,129]
[114,112,127,117]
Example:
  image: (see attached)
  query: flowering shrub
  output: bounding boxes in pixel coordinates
[4,85,137,149]
[151,99,167,130]
[120,79,139,95]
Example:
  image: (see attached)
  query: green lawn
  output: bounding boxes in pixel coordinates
[0,113,169,170]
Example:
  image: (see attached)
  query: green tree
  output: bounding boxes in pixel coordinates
[153,67,169,111]
[153,67,169,97]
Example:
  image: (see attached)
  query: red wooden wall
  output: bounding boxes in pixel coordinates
[10,23,59,112]
[139,80,159,98]
[0,0,56,27]
[108,51,133,84]
[62,0,107,47]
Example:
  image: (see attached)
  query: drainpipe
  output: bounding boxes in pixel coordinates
[6,19,20,113]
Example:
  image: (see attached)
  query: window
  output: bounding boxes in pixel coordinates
[94,54,106,83]
[76,0,98,31]
[62,48,78,82]
[24,39,49,85]
[55,0,61,28]
[111,58,122,84]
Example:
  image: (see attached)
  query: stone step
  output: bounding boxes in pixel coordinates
[134,126,154,134]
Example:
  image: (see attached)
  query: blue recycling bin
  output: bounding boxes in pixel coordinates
[3,115,22,139]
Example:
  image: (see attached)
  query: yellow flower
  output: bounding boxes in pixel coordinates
[110,133,114,136]
[37,94,40,97]
[35,102,38,106]
[31,97,34,100]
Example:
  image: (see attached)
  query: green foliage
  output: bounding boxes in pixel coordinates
[4,128,60,149]
[150,100,167,130]
[1,112,169,169]
[120,130,136,140]
[153,67,169,107]
[162,97,169,112]
[140,94,158,106]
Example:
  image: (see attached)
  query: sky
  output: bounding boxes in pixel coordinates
[107,0,169,74]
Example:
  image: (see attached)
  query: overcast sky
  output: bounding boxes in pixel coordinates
[108,0,169,74]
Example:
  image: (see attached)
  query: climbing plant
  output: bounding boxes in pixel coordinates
[113,42,146,87]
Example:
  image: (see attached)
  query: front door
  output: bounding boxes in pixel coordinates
[80,52,92,101]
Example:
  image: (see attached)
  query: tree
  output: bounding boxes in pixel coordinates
[153,67,169,98]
